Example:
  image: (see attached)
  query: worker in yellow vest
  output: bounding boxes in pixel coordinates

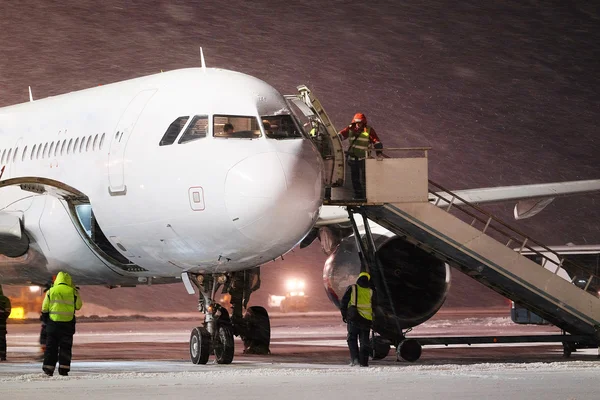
[338,113,383,200]
[340,272,377,366]
[41,271,82,376]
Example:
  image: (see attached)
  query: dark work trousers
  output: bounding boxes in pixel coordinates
[0,322,7,360]
[39,321,47,348]
[348,158,366,199]
[346,322,371,366]
[43,321,75,375]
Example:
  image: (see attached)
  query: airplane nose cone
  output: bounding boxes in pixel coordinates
[225,152,322,246]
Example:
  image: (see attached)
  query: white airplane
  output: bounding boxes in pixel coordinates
[0,66,324,364]
[1,64,599,364]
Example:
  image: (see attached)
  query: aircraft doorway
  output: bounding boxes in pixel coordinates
[285,86,345,195]
[74,203,131,266]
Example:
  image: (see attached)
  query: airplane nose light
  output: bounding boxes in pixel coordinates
[225,152,321,245]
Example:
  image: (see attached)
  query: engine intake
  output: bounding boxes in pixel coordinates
[323,235,449,343]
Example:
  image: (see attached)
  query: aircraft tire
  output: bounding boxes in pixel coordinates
[397,339,422,362]
[371,336,391,360]
[562,342,575,358]
[214,325,235,364]
[242,306,271,354]
[190,326,211,364]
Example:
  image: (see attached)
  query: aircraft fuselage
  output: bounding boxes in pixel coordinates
[0,68,324,285]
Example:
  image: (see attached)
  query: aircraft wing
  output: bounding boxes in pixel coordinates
[317,179,600,226]
[0,211,29,257]
[434,179,600,220]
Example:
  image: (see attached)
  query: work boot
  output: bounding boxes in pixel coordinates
[59,370,69,376]
[349,358,359,366]
[42,367,54,377]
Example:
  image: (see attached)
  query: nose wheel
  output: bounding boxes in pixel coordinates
[190,326,211,364]
[214,325,235,364]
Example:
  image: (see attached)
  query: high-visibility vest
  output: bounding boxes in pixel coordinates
[347,128,371,159]
[43,284,81,322]
[349,284,373,321]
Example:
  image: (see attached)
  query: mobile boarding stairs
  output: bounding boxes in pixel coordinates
[328,149,600,361]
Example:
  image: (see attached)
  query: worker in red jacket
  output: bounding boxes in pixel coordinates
[338,113,383,199]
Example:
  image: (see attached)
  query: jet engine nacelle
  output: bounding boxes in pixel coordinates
[323,233,450,343]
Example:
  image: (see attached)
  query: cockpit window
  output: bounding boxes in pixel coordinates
[179,115,208,144]
[261,115,303,139]
[159,116,189,146]
[214,115,261,139]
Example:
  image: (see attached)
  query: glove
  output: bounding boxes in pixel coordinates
[342,317,347,323]
[374,142,383,158]
[41,312,49,324]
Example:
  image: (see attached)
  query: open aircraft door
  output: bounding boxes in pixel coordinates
[286,86,345,190]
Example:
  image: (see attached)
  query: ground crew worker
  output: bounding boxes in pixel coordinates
[340,272,377,367]
[41,271,82,376]
[338,113,383,199]
[0,285,12,361]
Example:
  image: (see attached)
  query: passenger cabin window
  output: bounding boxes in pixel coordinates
[159,116,189,146]
[179,115,208,144]
[261,115,303,139]
[214,115,261,139]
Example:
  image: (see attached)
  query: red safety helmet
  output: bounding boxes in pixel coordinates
[351,113,367,125]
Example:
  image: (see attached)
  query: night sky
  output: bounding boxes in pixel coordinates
[1,1,598,311]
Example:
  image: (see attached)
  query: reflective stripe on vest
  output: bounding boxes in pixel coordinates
[349,284,373,321]
[348,128,370,159]
[47,286,76,322]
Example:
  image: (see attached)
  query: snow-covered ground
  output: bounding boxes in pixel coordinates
[1,313,599,399]
[2,360,600,400]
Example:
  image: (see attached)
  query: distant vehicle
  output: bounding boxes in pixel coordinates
[268,278,308,313]
[8,286,44,320]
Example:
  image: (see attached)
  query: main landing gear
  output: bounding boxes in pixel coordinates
[188,271,271,364]
[369,333,423,362]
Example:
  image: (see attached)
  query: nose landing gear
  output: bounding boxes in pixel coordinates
[187,270,271,364]
[189,302,235,365]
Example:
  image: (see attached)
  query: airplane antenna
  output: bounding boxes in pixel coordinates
[28,86,33,102]
[200,47,206,72]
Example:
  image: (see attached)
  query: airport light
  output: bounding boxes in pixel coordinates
[286,279,306,292]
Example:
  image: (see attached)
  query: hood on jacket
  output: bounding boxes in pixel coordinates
[356,271,370,288]
[54,271,73,287]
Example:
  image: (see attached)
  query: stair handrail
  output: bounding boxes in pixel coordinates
[427,179,599,296]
